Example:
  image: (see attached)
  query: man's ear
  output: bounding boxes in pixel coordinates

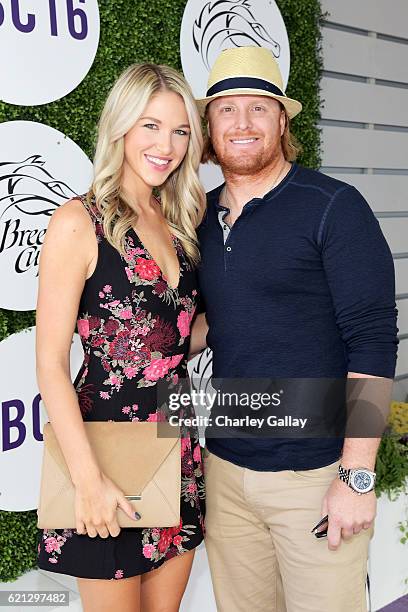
[280,110,287,137]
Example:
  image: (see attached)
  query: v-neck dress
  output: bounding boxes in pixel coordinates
[36,192,206,580]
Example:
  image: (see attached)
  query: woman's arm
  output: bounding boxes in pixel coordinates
[36,198,100,486]
[189,312,209,359]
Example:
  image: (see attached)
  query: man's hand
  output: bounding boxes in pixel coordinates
[321,477,376,551]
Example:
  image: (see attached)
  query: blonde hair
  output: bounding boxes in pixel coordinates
[202,102,302,164]
[90,63,206,265]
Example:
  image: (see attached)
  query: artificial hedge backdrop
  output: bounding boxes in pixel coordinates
[0,0,324,581]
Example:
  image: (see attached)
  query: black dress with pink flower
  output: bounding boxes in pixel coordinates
[36,193,206,580]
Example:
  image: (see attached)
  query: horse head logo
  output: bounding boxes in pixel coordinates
[0,155,78,220]
[193,0,281,70]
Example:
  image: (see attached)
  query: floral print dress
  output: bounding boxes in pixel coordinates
[36,193,206,580]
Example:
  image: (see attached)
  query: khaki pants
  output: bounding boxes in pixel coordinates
[203,447,373,612]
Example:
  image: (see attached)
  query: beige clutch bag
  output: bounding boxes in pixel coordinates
[37,421,181,529]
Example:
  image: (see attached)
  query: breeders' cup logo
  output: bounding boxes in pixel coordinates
[0,0,100,105]
[193,0,281,69]
[181,0,290,97]
[0,121,93,311]
[0,327,84,511]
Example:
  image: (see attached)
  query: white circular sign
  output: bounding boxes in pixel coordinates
[0,120,93,311]
[0,1,100,105]
[180,0,290,98]
[0,327,84,511]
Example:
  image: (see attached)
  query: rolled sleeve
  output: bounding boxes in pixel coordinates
[319,185,399,378]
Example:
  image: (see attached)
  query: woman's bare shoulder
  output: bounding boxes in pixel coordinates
[46,196,95,237]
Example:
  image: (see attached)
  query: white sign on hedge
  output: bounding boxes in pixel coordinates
[0,120,93,311]
[180,0,290,98]
[0,0,100,105]
[0,327,84,511]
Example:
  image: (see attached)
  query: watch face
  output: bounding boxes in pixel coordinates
[351,470,374,492]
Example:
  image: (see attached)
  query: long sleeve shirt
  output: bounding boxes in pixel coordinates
[196,162,399,470]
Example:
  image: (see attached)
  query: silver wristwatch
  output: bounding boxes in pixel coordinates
[338,464,376,495]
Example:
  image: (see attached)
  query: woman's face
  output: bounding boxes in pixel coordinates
[122,90,191,191]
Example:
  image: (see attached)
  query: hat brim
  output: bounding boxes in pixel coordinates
[196,88,302,119]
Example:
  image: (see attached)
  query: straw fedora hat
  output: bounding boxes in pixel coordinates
[196,46,302,119]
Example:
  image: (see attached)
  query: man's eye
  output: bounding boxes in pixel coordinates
[143,123,158,129]
[253,106,264,112]
[221,107,233,113]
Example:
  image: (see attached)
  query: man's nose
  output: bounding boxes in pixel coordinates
[234,110,252,131]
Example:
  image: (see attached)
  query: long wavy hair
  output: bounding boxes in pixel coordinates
[202,101,302,164]
[89,63,206,265]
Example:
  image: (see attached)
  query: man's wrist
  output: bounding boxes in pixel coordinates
[338,464,376,494]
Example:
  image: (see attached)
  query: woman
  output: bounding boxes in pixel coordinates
[36,63,206,612]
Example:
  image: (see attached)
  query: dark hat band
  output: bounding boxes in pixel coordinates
[206,77,284,98]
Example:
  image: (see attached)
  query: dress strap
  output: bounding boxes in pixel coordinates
[76,191,104,237]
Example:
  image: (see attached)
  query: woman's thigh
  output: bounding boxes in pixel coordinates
[140,549,195,612]
[77,575,141,612]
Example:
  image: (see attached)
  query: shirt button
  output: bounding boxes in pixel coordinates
[226,246,232,252]
[223,225,228,230]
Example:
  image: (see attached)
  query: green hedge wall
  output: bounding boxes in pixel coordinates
[0,0,324,581]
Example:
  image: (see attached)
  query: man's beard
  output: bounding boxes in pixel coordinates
[213,138,281,177]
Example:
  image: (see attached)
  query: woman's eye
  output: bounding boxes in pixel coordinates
[143,123,158,130]
[174,129,190,136]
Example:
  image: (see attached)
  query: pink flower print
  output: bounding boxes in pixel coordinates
[110,375,120,386]
[177,311,191,338]
[125,267,133,281]
[135,247,145,255]
[173,535,182,546]
[119,308,132,320]
[131,417,140,421]
[173,374,179,385]
[115,569,124,579]
[170,354,183,368]
[192,289,197,296]
[135,258,161,281]
[143,357,172,381]
[143,544,156,559]
[132,404,139,411]
[181,437,191,455]
[77,319,90,339]
[187,482,197,494]
[100,391,110,400]
[103,285,112,293]
[124,366,138,379]
[193,444,202,463]
[48,557,58,564]
[152,528,160,538]
[44,537,60,553]
[122,406,131,414]
[108,300,121,307]
[99,291,105,298]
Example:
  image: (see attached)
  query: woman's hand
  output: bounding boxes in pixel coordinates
[74,472,140,538]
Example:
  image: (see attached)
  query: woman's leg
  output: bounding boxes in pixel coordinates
[77,575,141,612]
[140,549,195,612]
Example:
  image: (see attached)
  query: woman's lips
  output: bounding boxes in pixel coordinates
[144,154,171,171]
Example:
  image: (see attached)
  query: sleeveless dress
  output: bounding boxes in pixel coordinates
[36,193,206,580]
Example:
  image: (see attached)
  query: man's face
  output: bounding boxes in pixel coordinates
[207,94,286,175]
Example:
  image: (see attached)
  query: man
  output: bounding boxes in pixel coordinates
[191,46,398,611]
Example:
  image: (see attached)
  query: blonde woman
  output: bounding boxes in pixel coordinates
[36,63,206,612]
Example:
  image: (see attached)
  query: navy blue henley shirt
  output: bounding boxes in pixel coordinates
[196,162,399,471]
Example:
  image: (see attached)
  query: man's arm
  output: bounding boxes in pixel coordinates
[319,185,398,550]
[323,371,393,550]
